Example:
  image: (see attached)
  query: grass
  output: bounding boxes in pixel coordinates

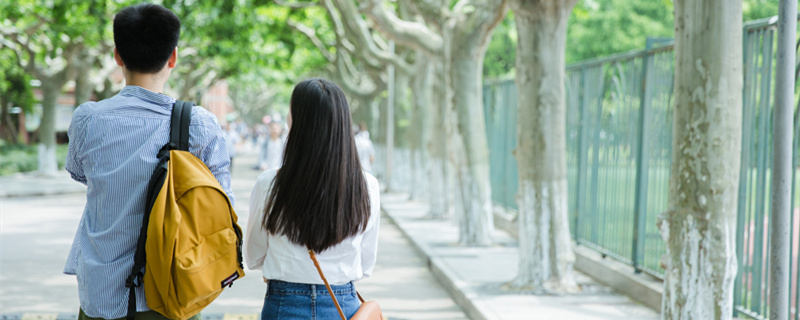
[0,143,69,175]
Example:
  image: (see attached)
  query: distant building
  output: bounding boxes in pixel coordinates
[202,80,234,127]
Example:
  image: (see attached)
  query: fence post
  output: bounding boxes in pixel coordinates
[733,29,755,318]
[574,66,589,241]
[768,2,797,319]
[631,47,652,273]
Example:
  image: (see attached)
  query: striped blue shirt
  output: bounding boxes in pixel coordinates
[64,86,234,318]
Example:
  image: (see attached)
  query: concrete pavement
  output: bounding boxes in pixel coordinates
[380,193,661,320]
[0,154,467,319]
[1,152,661,319]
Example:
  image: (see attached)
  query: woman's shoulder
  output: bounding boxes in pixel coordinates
[362,171,379,194]
[257,168,280,186]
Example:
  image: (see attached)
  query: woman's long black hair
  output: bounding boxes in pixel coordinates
[262,78,371,253]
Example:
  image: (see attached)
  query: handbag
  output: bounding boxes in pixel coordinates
[308,249,384,320]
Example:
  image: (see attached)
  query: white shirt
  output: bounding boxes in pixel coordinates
[245,169,381,285]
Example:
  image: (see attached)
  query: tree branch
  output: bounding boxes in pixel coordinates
[329,0,414,74]
[0,27,39,76]
[360,0,443,55]
[287,20,335,62]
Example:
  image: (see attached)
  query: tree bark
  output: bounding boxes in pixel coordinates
[509,0,578,292]
[658,1,742,319]
[74,68,93,106]
[409,56,433,201]
[38,78,66,175]
[1,101,18,144]
[427,58,450,218]
[444,0,507,246]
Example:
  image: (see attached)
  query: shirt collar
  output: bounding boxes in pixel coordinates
[119,86,176,107]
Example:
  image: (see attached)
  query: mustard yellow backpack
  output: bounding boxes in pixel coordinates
[125,101,245,320]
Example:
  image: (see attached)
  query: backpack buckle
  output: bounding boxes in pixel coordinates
[125,272,143,288]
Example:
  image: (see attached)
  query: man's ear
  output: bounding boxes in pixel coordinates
[114,48,124,67]
[167,47,177,68]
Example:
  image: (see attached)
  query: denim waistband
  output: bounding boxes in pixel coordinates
[267,279,355,295]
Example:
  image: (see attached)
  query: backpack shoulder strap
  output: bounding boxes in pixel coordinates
[125,100,195,320]
[171,100,193,151]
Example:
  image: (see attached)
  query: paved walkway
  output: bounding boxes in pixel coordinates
[380,193,660,320]
[1,153,660,319]
[0,154,467,319]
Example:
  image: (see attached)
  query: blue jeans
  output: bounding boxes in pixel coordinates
[261,280,360,320]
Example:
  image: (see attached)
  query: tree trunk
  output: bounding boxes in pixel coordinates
[38,79,63,175]
[1,101,18,144]
[444,0,506,246]
[658,1,743,319]
[409,57,433,201]
[509,0,578,293]
[73,67,93,106]
[428,58,450,218]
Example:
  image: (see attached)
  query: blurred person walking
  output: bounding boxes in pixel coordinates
[223,123,240,175]
[63,4,233,320]
[354,122,375,174]
[244,78,380,320]
[258,122,285,171]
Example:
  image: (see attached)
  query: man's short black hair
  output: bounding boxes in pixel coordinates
[113,4,180,74]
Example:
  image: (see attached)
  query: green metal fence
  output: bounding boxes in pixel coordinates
[482,15,800,318]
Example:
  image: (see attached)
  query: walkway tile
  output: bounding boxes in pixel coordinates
[381,193,660,320]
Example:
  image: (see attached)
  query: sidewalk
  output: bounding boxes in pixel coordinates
[0,154,468,320]
[0,171,86,198]
[380,193,660,320]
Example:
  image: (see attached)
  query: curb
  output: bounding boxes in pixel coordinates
[0,189,87,198]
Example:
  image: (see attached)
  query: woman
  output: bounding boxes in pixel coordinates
[245,78,380,320]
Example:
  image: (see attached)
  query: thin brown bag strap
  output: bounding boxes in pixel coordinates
[308,249,347,320]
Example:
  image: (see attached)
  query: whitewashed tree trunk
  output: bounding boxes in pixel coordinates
[410,57,433,201]
[658,1,742,319]
[509,0,578,292]
[38,75,70,176]
[428,59,450,218]
[444,0,507,246]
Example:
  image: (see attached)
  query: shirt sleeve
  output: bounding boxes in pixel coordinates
[65,104,92,185]
[195,109,235,205]
[245,170,276,270]
[360,174,381,278]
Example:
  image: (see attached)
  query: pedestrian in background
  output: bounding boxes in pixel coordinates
[63,4,232,319]
[223,123,240,175]
[258,121,285,171]
[355,122,375,174]
[244,78,380,320]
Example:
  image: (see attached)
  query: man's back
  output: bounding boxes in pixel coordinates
[64,86,233,318]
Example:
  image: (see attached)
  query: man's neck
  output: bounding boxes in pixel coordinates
[124,71,168,94]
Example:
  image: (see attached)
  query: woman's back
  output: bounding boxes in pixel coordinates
[245,168,381,285]
[243,78,380,320]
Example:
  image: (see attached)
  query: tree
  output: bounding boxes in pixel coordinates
[0,48,35,144]
[483,13,516,78]
[364,0,506,246]
[508,0,579,293]
[565,0,673,63]
[0,0,120,174]
[658,1,742,318]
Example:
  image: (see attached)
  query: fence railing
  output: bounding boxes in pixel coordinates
[482,15,800,319]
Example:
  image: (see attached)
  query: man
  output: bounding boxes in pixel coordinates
[64,4,233,319]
